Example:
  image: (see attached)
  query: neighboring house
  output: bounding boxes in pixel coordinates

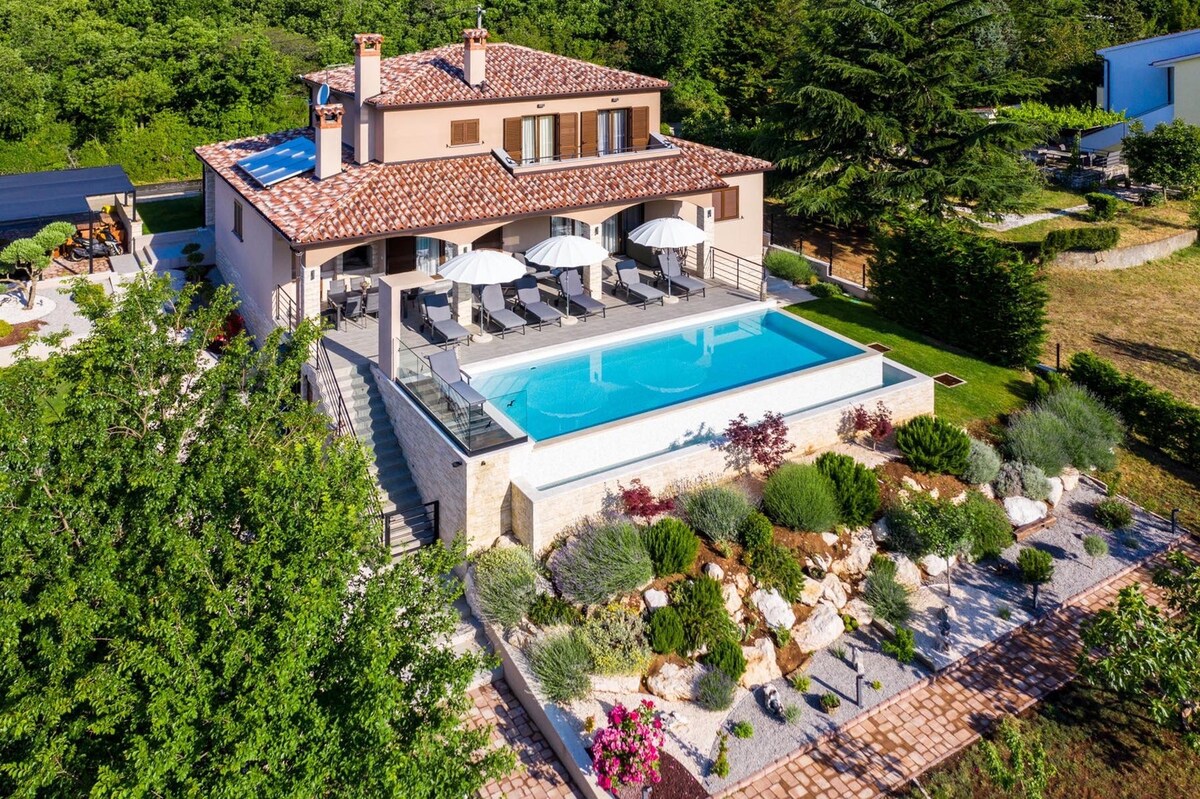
[1084,27,1200,151]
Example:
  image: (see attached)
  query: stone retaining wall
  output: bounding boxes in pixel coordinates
[1052,229,1197,270]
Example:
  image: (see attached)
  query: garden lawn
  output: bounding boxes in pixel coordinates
[991,197,1193,248]
[909,683,1200,799]
[786,296,1032,430]
[139,196,204,234]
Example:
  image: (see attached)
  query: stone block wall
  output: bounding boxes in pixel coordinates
[1051,229,1197,270]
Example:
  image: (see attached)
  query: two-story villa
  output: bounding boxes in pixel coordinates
[196,31,932,555]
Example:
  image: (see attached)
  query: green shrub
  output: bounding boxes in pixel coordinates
[697,669,736,711]
[1083,534,1110,564]
[1068,352,1200,469]
[648,606,685,654]
[761,463,839,531]
[1041,225,1119,257]
[1032,369,1072,402]
[1017,546,1055,584]
[1095,498,1133,530]
[528,593,582,627]
[528,631,594,703]
[1036,385,1123,471]
[882,626,916,664]
[961,438,1002,485]
[864,558,913,625]
[884,493,941,555]
[580,605,650,675]
[814,451,881,527]
[808,281,843,298]
[0,319,12,339]
[683,485,752,544]
[731,720,754,739]
[673,576,737,654]
[895,416,970,475]
[704,638,747,682]
[712,733,730,777]
[746,541,807,602]
[819,692,842,712]
[791,673,811,692]
[550,523,654,605]
[764,249,815,284]
[1005,411,1073,476]
[1144,190,1166,207]
[739,510,774,551]
[473,546,539,627]
[642,517,700,577]
[992,461,1024,498]
[841,613,860,632]
[1019,462,1051,501]
[783,704,802,724]
[772,626,791,647]
[961,491,1014,561]
[870,215,1048,367]
[1084,192,1125,221]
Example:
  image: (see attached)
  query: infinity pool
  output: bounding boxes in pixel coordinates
[468,309,866,441]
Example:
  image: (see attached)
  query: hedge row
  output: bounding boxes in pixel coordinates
[1040,226,1120,258]
[1067,352,1200,469]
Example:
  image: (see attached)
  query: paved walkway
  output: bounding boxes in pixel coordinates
[720,534,1200,799]
[470,679,583,799]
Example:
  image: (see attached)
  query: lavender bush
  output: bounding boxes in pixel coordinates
[550,523,653,605]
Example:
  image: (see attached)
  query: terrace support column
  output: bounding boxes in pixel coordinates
[694,204,715,279]
[298,253,321,324]
[583,223,603,297]
[451,280,473,328]
[378,275,402,380]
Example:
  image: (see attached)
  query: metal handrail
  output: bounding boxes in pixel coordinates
[707,247,767,299]
[274,282,299,330]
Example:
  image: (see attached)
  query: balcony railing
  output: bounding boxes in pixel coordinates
[493,133,679,174]
[392,337,527,455]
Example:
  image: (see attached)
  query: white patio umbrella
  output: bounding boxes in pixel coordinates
[523,234,610,268]
[626,216,706,249]
[436,248,526,285]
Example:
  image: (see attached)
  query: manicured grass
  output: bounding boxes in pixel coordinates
[909,683,1200,798]
[1026,186,1087,213]
[139,195,204,234]
[992,198,1193,248]
[787,296,1032,431]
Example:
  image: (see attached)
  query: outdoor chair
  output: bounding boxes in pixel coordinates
[341,292,364,327]
[557,269,606,319]
[514,275,564,329]
[363,290,380,322]
[480,284,527,337]
[329,278,348,296]
[428,350,486,407]
[614,263,666,308]
[420,292,471,348]
[654,250,706,299]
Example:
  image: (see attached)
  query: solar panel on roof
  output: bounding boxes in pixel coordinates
[236,138,316,187]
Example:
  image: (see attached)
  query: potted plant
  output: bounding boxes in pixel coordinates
[591,700,665,796]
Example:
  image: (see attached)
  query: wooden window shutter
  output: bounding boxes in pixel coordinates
[450,121,463,146]
[631,106,650,150]
[467,119,479,143]
[580,110,598,157]
[451,119,480,146]
[503,117,523,160]
[714,187,740,221]
[557,112,578,159]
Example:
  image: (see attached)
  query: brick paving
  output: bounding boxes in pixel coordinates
[720,534,1200,799]
[470,679,584,799]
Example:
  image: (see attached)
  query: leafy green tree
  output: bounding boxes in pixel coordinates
[1017,546,1055,610]
[1123,119,1200,199]
[0,278,514,797]
[924,509,974,598]
[0,45,47,139]
[762,0,1046,225]
[0,221,75,309]
[980,716,1054,799]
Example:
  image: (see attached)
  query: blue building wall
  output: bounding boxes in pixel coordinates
[1100,29,1200,117]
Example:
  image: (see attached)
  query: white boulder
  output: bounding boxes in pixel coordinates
[978,482,996,500]
[647,663,708,702]
[950,491,969,506]
[1004,496,1049,527]
[740,637,782,688]
[752,588,796,630]
[840,528,877,577]
[918,553,957,578]
[928,487,940,500]
[844,598,874,627]
[1060,467,1081,492]
[592,673,643,694]
[820,532,840,548]
[643,588,669,610]
[722,582,743,616]
[871,517,891,544]
[888,554,923,592]
[792,601,846,653]
[901,475,922,491]
[1046,477,1064,507]
[821,572,849,609]
[799,577,824,607]
[703,562,724,581]
[734,572,751,594]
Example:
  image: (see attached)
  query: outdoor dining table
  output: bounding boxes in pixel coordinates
[327,286,378,330]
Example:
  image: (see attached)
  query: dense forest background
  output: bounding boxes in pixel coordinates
[0,0,1196,182]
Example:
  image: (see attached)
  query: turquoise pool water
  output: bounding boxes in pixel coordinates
[468,309,865,441]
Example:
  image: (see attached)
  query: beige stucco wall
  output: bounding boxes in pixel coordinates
[378,90,663,163]
[211,177,293,342]
[712,172,765,264]
[1174,60,1200,126]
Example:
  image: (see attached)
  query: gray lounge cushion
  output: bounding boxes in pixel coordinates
[617,264,665,302]
[515,276,563,324]
[429,350,486,405]
[422,293,470,343]
[557,270,605,316]
[480,284,526,332]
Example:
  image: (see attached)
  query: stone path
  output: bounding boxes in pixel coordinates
[470,679,584,799]
[719,534,1200,799]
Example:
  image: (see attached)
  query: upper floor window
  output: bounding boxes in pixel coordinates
[713,187,740,222]
[551,217,588,237]
[233,200,244,241]
[521,114,557,164]
[598,109,630,155]
[450,119,480,146]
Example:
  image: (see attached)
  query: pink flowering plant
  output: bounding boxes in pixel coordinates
[590,700,665,791]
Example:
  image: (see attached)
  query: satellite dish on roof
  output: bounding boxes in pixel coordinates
[315,83,330,105]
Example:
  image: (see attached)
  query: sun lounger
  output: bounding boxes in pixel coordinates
[421,292,471,347]
[514,275,564,329]
[557,270,606,319]
[480,284,527,337]
[654,250,706,299]
[615,262,666,308]
[428,350,486,406]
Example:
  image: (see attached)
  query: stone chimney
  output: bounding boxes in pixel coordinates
[353,33,383,164]
[463,28,488,88]
[313,104,344,180]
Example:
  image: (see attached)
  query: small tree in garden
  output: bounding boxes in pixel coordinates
[1018,547,1055,610]
[980,716,1054,799]
[591,700,665,792]
[1123,118,1200,199]
[1,221,74,309]
[721,411,794,474]
[1083,535,1109,569]
[924,514,973,598]
[618,478,675,522]
[846,401,893,450]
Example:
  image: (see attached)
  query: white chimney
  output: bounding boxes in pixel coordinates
[463,28,488,88]
[313,104,344,180]
[353,33,383,164]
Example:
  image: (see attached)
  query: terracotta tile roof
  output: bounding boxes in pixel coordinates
[195,132,771,246]
[304,43,668,107]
